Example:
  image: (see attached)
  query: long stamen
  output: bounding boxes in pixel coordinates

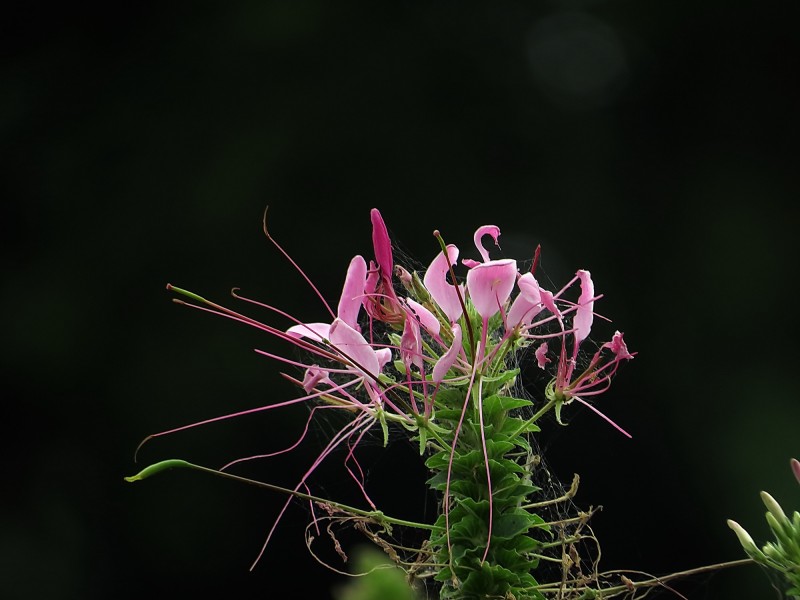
[571,396,632,438]
[249,412,376,570]
[262,206,336,319]
[219,404,337,471]
[475,347,494,564]
[167,286,343,363]
[138,384,355,453]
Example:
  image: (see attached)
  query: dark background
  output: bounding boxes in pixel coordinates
[3,2,799,598]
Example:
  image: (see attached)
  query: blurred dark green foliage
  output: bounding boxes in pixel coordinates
[333,546,422,600]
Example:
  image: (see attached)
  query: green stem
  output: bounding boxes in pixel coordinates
[508,398,557,438]
[125,459,440,532]
[419,418,450,449]
[532,558,756,596]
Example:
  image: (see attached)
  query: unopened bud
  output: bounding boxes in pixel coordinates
[727,519,760,556]
[762,541,785,562]
[761,491,789,524]
[394,265,413,290]
[765,512,793,548]
[409,270,431,303]
[791,458,800,486]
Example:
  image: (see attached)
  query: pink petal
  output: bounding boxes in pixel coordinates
[465,259,517,320]
[433,324,463,383]
[337,255,367,330]
[365,260,379,294]
[573,269,594,344]
[375,348,392,372]
[370,208,394,281]
[286,322,331,342]
[540,289,561,317]
[507,272,544,328]
[401,314,423,370]
[406,298,441,337]
[473,225,501,263]
[423,244,464,323]
[462,258,481,269]
[329,318,380,378]
[535,342,550,369]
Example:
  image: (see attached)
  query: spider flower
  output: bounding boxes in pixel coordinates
[146,207,635,586]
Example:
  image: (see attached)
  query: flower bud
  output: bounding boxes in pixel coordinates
[761,491,789,525]
[765,512,793,548]
[727,519,760,556]
[791,458,800,486]
[762,541,786,563]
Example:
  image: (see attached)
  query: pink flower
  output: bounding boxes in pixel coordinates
[285,252,391,392]
[556,330,634,400]
[287,254,367,342]
[535,342,550,369]
[550,328,635,438]
[464,225,517,321]
[328,317,387,380]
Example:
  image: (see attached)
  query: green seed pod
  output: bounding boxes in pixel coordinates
[124,459,193,482]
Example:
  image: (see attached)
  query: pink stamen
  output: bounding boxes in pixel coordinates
[261,207,335,319]
[571,396,632,439]
[219,404,338,471]
[249,412,375,570]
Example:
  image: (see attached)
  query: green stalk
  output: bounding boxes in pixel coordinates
[125,459,439,532]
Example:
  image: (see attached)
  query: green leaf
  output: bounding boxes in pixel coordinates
[500,417,540,436]
[482,395,533,420]
[433,387,469,410]
[433,408,466,422]
[378,409,389,447]
[481,369,520,395]
[416,427,428,455]
[458,561,519,597]
[492,511,541,540]
[425,449,455,470]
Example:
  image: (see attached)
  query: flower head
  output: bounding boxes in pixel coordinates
[148,207,636,579]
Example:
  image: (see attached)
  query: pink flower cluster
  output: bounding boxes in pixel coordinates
[160,207,634,566]
[279,209,634,425]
